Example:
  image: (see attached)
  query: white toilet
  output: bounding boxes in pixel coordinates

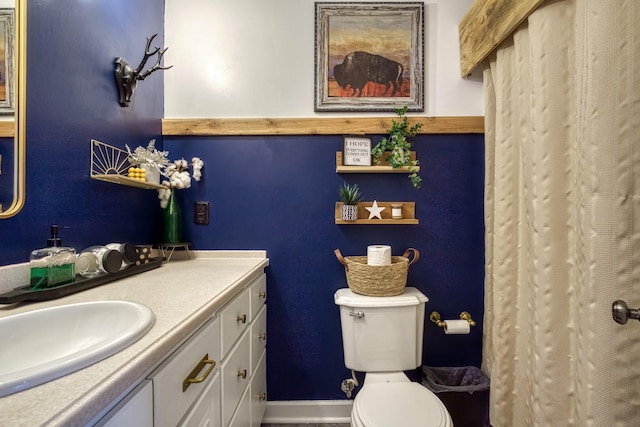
[335,287,453,427]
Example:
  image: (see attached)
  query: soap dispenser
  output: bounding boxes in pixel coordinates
[29,225,76,289]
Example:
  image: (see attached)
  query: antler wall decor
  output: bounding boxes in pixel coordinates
[114,33,173,107]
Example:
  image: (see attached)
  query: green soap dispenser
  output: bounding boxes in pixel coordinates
[29,225,76,289]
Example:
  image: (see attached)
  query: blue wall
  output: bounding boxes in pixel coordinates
[0,0,485,404]
[0,0,165,264]
[164,133,485,400]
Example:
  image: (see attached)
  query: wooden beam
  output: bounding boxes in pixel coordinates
[162,116,484,136]
[0,120,15,137]
[459,0,543,77]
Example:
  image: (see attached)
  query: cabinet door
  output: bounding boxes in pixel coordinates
[250,352,267,427]
[178,371,221,427]
[95,380,153,427]
[250,305,267,375]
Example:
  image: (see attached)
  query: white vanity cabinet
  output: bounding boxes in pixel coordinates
[0,254,270,427]
[114,272,266,427]
[93,271,268,427]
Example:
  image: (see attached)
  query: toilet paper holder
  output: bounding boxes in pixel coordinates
[430,311,476,328]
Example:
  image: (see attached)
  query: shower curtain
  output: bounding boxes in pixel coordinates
[482,0,640,425]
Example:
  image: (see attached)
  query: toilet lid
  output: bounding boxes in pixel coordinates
[355,382,451,427]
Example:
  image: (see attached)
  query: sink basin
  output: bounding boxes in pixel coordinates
[0,300,155,397]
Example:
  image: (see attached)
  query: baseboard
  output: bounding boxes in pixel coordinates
[263,400,353,424]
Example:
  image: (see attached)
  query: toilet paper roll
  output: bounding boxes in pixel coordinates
[444,320,471,335]
[367,245,392,266]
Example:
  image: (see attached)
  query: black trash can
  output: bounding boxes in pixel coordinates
[422,366,491,427]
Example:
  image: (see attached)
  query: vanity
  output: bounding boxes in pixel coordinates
[0,250,268,426]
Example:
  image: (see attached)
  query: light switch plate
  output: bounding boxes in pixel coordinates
[194,201,210,225]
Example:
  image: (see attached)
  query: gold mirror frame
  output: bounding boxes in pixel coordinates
[0,0,25,219]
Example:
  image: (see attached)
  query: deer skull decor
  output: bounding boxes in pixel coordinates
[114,34,173,107]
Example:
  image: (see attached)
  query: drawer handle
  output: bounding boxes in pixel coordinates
[258,332,266,341]
[182,354,216,392]
[259,291,266,299]
[259,392,267,401]
[237,369,247,379]
[237,314,247,324]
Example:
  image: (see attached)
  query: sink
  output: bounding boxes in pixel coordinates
[0,300,155,397]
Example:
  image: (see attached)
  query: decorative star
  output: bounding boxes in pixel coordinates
[365,200,386,219]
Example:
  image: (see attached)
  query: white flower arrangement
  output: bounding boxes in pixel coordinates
[158,157,205,208]
[125,139,170,171]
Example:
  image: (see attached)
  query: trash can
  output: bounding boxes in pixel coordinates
[422,366,491,427]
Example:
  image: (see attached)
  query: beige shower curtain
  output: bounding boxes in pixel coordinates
[482,0,640,425]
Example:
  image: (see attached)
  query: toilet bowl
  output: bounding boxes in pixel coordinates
[334,288,453,427]
[350,372,452,427]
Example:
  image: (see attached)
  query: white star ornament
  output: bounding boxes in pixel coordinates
[365,200,386,219]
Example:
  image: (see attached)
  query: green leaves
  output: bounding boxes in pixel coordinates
[338,182,363,205]
[371,106,423,188]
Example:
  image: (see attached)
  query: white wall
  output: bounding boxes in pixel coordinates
[164,0,483,118]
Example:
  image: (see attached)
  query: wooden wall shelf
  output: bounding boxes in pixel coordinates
[335,152,419,173]
[90,139,164,190]
[335,201,418,225]
[91,174,164,190]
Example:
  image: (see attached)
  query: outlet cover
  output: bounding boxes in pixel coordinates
[194,201,210,225]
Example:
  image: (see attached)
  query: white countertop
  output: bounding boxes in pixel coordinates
[0,250,269,427]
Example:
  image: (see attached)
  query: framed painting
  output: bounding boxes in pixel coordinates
[0,10,13,114]
[314,2,424,112]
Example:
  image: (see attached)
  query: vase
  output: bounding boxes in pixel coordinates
[341,204,358,221]
[163,189,182,243]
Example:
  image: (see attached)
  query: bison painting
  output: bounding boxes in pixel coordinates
[333,51,405,97]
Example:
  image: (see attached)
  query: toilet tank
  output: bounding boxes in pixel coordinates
[334,287,428,372]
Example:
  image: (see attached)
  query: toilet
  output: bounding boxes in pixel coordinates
[334,287,453,427]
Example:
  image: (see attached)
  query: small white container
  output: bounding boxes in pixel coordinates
[391,203,403,219]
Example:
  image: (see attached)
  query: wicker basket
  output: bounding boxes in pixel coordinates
[334,248,420,296]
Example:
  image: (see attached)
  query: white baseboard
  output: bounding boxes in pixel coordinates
[263,400,353,424]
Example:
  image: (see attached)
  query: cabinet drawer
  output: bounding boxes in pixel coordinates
[221,329,251,427]
[228,385,251,427]
[249,274,267,320]
[150,317,221,427]
[221,287,251,357]
[250,352,267,427]
[250,305,267,375]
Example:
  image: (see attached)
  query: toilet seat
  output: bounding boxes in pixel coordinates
[352,382,452,427]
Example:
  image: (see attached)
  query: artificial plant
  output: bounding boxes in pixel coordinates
[371,106,423,188]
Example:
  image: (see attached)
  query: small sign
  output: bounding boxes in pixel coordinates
[343,136,372,166]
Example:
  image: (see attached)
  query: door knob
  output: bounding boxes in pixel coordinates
[612,300,640,325]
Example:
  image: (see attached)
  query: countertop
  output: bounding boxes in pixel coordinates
[0,250,269,427]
